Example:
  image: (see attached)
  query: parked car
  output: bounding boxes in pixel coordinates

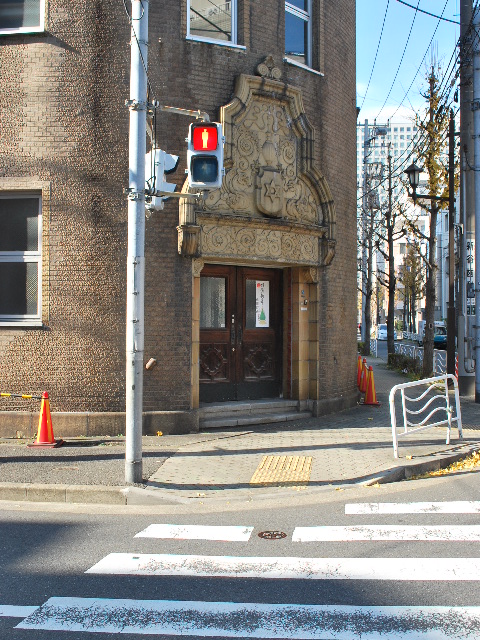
[376,324,397,340]
[433,325,447,349]
[418,322,447,348]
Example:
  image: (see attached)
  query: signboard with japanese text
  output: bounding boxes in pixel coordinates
[255,281,269,327]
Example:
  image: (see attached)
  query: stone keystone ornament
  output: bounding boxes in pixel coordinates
[255,138,284,217]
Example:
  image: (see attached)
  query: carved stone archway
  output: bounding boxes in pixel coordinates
[180,57,337,410]
[178,56,336,268]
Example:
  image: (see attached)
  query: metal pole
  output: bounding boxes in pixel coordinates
[458,0,475,393]
[447,111,456,375]
[361,120,369,343]
[125,0,148,483]
[473,6,480,402]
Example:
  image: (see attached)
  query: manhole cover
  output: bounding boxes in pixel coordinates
[258,530,287,540]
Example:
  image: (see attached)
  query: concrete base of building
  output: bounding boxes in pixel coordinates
[310,391,359,418]
[458,374,475,397]
[0,410,199,439]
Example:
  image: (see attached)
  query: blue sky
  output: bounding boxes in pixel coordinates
[356,0,461,123]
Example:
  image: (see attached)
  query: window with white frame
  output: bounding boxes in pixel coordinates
[285,1,312,67]
[0,195,42,324]
[187,0,236,44]
[0,0,44,34]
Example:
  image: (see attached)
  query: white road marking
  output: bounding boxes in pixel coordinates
[135,524,253,541]
[0,605,39,618]
[15,597,480,638]
[85,553,480,581]
[345,501,480,515]
[292,525,480,542]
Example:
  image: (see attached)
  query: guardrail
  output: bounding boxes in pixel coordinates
[389,374,463,458]
[369,339,377,358]
[393,343,454,377]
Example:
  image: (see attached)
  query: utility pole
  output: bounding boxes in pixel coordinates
[386,145,396,356]
[447,111,456,376]
[474,6,480,402]
[361,120,369,344]
[458,0,475,394]
[125,0,149,483]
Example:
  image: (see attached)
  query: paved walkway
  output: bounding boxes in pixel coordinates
[0,358,479,505]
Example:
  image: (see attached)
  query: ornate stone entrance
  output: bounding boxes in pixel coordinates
[178,56,336,409]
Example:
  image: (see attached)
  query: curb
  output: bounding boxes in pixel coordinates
[361,445,480,486]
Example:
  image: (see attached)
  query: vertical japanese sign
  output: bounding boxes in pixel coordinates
[256,281,269,327]
[467,240,476,316]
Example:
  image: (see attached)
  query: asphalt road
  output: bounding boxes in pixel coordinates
[1,471,479,638]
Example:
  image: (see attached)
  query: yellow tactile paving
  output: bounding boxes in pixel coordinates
[250,455,313,490]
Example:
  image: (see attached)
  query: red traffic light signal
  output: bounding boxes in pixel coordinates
[187,122,224,189]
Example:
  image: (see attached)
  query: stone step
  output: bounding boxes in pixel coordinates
[200,410,312,430]
[199,399,299,418]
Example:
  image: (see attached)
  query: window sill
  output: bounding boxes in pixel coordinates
[284,57,324,76]
[0,320,43,328]
[186,35,246,51]
[0,27,45,36]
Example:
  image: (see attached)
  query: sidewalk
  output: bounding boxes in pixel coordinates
[0,359,479,506]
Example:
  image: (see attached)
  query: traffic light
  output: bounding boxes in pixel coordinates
[187,122,224,189]
[145,148,179,211]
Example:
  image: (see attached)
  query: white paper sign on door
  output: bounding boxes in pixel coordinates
[255,281,269,327]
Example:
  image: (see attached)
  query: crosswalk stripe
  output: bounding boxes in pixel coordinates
[345,501,480,515]
[0,605,39,618]
[86,553,480,581]
[292,525,480,542]
[135,524,253,541]
[15,597,480,638]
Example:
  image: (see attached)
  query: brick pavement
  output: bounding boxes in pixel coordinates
[1,358,479,505]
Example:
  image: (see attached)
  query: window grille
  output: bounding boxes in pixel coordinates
[0,195,42,324]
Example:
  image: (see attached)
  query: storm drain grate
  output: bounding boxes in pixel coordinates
[250,455,312,490]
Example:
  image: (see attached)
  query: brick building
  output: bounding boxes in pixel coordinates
[0,0,357,437]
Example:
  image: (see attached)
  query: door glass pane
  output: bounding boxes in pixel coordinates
[285,11,308,66]
[0,0,41,29]
[0,198,39,251]
[0,262,38,315]
[246,280,270,329]
[190,0,232,42]
[200,277,226,328]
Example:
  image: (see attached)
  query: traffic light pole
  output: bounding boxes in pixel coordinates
[125,0,148,484]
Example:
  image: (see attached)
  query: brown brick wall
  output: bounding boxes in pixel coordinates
[0,0,357,420]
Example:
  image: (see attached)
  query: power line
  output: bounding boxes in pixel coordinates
[388,0,450,120]
[375,0,421,121]
[396,0,459,24]
[359,0,390,113]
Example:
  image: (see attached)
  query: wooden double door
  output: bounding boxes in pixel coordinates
[199,265,282,403]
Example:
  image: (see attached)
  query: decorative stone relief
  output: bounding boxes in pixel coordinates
[178,57,336,268]
[192,258,205,278]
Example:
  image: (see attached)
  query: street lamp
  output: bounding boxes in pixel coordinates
[404,162,423,202]
[403,109,456,378]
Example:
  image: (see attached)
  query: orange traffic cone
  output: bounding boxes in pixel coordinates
[27,392,64,448]
[363,366,380,406]
[360,358,368,393]
[357,355,362,388]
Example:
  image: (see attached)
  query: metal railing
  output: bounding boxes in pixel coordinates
[393,343,454,377]
[389,374,463,458]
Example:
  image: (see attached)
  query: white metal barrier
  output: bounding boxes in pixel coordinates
[389,374,463,458]
[369,339,377,358]
[393,343,455,377]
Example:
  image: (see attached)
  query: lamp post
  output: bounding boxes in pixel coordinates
[404,110,456,377]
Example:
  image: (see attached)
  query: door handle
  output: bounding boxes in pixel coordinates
[230,322,236,346]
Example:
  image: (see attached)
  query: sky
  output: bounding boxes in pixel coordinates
[356,0,461,124]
